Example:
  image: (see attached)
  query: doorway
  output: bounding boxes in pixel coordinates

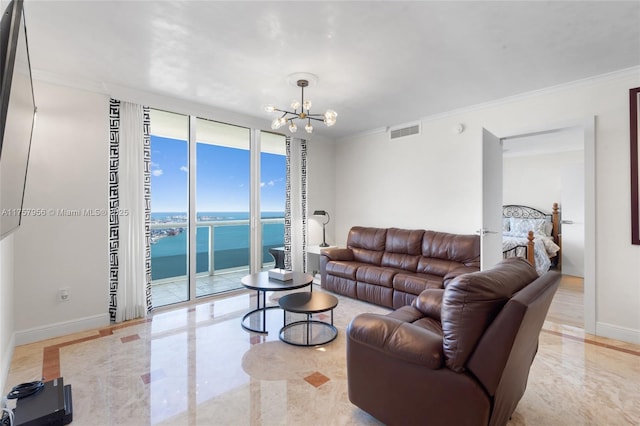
[488,118,595,333]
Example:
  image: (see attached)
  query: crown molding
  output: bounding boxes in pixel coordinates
[419,66,640,125]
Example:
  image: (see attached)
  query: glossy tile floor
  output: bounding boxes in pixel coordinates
[5,276,640,425]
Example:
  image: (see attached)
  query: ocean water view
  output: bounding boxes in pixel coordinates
[151,211,284,280]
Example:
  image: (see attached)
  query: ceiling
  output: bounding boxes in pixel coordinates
[20,1,640,139]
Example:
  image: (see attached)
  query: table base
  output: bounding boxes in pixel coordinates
[279,319,338,347]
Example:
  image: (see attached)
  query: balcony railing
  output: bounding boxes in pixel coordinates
[150,218,283,283]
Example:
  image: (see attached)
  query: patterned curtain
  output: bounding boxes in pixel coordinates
[109,99,152,323]
[284,137,308,272]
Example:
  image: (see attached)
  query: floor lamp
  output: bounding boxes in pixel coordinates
[313,210,330,247]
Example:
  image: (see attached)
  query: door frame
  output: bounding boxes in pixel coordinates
[493,116,596,334]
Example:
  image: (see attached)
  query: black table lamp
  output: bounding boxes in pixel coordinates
[313,210,330,247]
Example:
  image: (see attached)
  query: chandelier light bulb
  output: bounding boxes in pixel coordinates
[323,109,338,126]
[271,118,281,129]
[303,100,312,110]
[291,100,301,110]
[305,122,313,133]
[264,104,275,113]
[289,121,298,133]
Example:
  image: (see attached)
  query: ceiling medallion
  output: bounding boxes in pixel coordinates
[264,73,337,134]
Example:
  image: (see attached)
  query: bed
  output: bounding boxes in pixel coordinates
[502,203,561,275]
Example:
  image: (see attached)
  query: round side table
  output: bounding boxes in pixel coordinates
[240,271,313,334]
[278,292,339,346]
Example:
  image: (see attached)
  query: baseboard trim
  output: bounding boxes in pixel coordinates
[1,332,16,392]
[596,321,640,345]
[15,314,110,346]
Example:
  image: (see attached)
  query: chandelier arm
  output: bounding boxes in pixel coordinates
[307,116,325,122]
[275,110,296,116]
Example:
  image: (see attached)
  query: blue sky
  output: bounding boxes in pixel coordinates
[150,135,286,212]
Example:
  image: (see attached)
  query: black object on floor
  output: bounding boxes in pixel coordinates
[13,377,73,425]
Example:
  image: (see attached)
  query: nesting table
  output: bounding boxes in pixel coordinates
[278,291,339,346]
[240,271,313,334]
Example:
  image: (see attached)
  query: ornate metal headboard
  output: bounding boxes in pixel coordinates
[502,205,552,221]
[502,204,561,261]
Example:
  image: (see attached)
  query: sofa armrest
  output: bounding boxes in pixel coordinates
[443,266,479,287]
[347,313,444,369]
[320,247,354,261]
[413,288,444,321]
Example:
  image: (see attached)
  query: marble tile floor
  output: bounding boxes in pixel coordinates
[4,281,640,425]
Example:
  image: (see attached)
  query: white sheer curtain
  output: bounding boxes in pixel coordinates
[284,137,308,272]
[109,99,151,323]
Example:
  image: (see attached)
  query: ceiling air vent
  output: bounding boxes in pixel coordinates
[389,121,421,140]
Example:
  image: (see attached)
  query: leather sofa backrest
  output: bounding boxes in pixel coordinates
[381,228,425,272]
[440,258,539,372]
[417,231,481,276]
[347,226,387,265]
[468,269,560,426]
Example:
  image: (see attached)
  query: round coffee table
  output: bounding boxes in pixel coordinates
[278,292,339,346]
[240,271,313,334]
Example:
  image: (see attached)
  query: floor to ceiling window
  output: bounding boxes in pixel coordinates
[260,132,287,270]
[149,110,286,307]
[195,118,251,297]
[149,110,190,306]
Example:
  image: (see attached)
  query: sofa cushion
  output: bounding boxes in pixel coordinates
[385,228,424,254]
[421,231,481,268]
[325,261,369,280]
[441,257,538,372]
[393,273,444,295]
[356,265,399,287]
[417,257,464,277]
[347,227,387,265]
[382,252,421,272]
[348,313,444,369]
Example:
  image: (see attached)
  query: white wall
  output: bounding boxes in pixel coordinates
[307,137,336,247]
[503,150,583,210]
[336,70,640,343]
[334,124,483,240]
[13,81,110,343]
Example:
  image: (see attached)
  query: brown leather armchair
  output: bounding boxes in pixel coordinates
[346,258,560,426]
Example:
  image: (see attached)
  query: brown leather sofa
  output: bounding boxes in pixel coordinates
[320,226,480,309]
[346,257,560,426]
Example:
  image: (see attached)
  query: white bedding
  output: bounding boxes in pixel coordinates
[502,234,560,275]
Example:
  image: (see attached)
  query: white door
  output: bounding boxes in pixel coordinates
[561,163,585,277]
[481,128,503,270]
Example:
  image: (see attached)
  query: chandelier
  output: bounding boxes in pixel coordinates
[264,77,337,134]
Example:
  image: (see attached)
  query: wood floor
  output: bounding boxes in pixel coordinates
[546,274,584,328]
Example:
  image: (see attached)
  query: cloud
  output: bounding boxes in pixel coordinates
[152,169,163,177]
[261,178,282,188]
[180,166,188,173]
[151,161,160,168]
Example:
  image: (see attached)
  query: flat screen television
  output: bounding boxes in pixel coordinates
[0,0,36,240]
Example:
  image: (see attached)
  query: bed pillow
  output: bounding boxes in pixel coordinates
[510,218,550,237]
[502,218,510,233]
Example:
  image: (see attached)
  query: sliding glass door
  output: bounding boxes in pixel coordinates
[149,111,286,307]
[149,110,190,306]
[195,118,251,297]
